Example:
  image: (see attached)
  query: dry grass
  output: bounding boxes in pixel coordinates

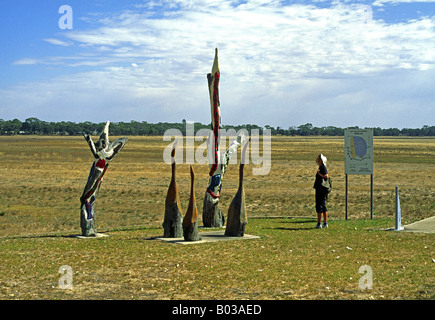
[1,135,433,236]
[0,135,434,300]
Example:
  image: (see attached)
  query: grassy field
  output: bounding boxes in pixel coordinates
[0,135,434,300]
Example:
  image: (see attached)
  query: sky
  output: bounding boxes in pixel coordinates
[0,0,434,129]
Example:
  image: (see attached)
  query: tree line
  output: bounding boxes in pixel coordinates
[0,117,434,136]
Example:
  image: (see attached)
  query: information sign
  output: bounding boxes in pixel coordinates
[344,129,373,175]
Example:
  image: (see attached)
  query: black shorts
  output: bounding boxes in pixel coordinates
[315,188,328,213]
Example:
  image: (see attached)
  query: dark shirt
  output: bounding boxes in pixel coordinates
[314,164,328,189]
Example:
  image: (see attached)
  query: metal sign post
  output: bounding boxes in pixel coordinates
[395,186,404,231]
[344,129,374,220]
[345,174,349,220]
[371,174,373,219]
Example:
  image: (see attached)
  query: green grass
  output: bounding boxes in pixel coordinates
[0,217,433,300]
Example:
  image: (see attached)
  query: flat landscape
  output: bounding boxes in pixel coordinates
[0,135,434,299]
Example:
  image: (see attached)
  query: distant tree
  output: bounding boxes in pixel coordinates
[383,128,400,136]
[4,119,22,134]
[297,123,313,136]
[264,125,276,135]
[0,117,434,136]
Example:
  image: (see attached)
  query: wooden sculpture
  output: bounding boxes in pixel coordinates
[225,140,249,237]
[162,146,183,237]
[80,121,127,237]
[183,165,201,241]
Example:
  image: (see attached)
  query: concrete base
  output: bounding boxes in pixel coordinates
[71,233,109,239]
[402,216,435,234]
[154,230,260,245]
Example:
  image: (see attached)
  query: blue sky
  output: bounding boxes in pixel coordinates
[1,0,434,128]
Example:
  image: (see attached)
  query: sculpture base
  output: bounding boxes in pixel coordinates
[72,233,109,239]
[225,222,247,237]
[80,203,97,237]
[155,230,259,245]
[162,202,183,238]
[202,193,224,227]
[225,190,247,237]
[183,221,201,241]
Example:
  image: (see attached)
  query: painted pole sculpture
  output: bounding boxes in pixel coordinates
[225,139,249,237]
[80,121,128,237]
[203,48,247,227]
[163,145,183,237]
[182,165,201,241]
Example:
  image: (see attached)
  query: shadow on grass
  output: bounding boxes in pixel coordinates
[265,226,314,231]
[280,219,317,224]
[261,217,318,231]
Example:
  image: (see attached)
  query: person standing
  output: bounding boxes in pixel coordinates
[314,154,329,228]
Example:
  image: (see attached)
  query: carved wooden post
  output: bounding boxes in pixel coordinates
[202,192,224,228]
[203,48,223,228]
[225,140,249,237]
[80,121,127,237]
[162,147,183,237]
[202,48,247,228]
[183,166,201,241]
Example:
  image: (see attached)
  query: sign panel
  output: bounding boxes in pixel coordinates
[344,129,373,175]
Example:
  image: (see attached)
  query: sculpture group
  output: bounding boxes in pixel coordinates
[162,48,249,241]
[80,48,249,239]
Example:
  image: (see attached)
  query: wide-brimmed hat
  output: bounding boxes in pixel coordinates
[320,154,327,166]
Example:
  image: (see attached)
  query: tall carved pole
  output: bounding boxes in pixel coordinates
[183,165,201,241]
[203,48,223,227]
[202,48,247,227]
[80,121,128,237]
[163,145,183,237]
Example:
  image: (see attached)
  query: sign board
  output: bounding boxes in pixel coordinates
[344,129,373,175]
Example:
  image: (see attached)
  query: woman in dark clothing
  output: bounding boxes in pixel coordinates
[314,154,329,228]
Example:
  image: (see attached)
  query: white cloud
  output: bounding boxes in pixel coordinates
[43,38,73,46]
[3,0,435,128]
[373,0,435,6]
[12,58,40,65]
[52,1,435,78]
